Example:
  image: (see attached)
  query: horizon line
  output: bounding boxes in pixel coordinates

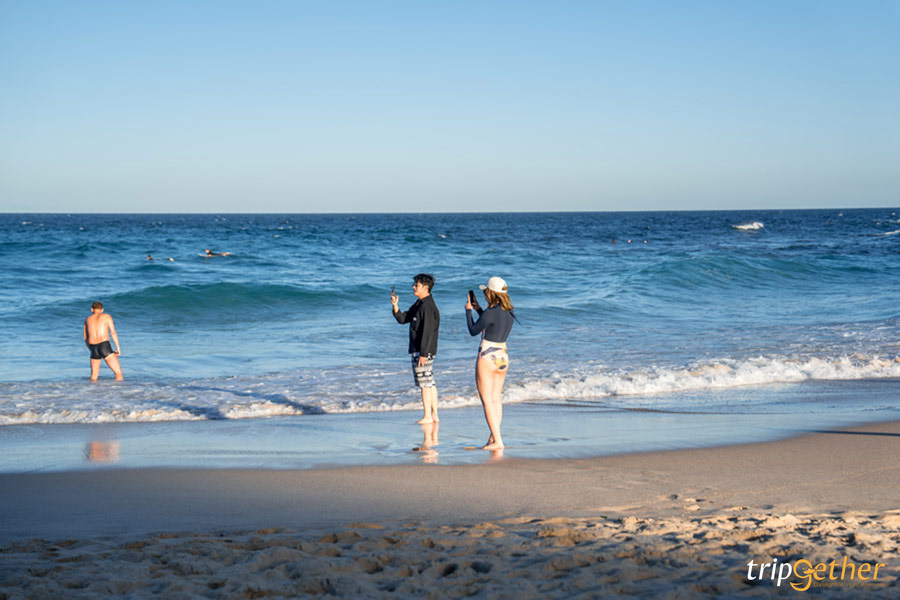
[2,206,898,216]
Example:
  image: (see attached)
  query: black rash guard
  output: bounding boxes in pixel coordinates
[393,294,440,357]
[466,305,513,343]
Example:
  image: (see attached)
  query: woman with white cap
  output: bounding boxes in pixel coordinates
[465,276,515,450]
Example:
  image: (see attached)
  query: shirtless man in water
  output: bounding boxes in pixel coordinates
[83,301,123,381]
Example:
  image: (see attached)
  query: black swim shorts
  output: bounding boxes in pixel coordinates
[88,341,114,360]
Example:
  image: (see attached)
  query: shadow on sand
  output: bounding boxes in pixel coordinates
[805,429,900,438]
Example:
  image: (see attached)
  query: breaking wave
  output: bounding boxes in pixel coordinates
[3,353,899,425]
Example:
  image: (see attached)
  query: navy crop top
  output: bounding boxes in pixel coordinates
[466,305,514,343]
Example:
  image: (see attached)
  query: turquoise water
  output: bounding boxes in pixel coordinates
[1,210,899,425]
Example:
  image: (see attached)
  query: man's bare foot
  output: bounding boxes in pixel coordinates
[482,441,504,450]
[416,417,434,424]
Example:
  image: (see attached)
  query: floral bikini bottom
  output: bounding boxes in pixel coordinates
[478,340,509,371]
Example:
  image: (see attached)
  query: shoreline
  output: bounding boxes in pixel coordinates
[4,377,900,475]
[2,419,898,543]
[2,420,898,597]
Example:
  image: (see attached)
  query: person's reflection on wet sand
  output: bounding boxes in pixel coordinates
[84,441,120,463]
[413,422,439,464]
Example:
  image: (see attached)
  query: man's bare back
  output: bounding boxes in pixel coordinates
[84,312,115,344]
[83,302,123,381]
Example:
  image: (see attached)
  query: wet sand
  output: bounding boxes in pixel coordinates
[1,420,898,597]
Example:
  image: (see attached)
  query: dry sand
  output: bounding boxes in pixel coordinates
[1,420,898,598]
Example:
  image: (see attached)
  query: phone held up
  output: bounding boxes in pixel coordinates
[468,290,483,314]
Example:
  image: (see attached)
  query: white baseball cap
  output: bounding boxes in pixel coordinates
[479,276,508,294]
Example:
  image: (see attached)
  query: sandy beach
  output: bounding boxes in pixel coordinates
[1,419,898,598]
[4,0,899,594]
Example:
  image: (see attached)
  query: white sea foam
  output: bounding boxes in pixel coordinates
[732,222,764,231]
[878,229,900,236]
[503,354,900,404]
[1,354,899,425]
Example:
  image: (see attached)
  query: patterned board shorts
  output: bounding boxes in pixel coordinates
[478,341,509,371]
[411,353,436,388]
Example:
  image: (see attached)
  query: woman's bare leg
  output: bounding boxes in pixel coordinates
[482,367,506,450]
[475,359,492,443]
[477,358,503,449]
[493,368,507,429]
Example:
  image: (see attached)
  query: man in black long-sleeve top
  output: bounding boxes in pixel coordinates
[391,273,440,423]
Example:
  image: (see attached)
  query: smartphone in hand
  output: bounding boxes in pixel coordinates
[469,289,483,314]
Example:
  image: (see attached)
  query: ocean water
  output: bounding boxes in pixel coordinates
[1,210,899,426]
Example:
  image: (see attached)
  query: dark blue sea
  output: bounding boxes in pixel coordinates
[1,210,899,426]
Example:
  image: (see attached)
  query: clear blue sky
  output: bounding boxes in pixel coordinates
[1,0,897,212]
